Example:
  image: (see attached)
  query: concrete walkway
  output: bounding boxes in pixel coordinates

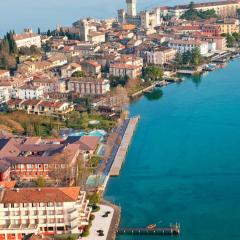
[83,205,114,240]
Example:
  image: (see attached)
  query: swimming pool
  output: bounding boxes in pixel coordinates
[70,129,107,140]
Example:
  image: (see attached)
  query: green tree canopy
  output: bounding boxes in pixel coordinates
[71,70,86,78]
[174,47,203,68]
[35,177,46,187]
[143,66,163,81]
[181,2,219,20]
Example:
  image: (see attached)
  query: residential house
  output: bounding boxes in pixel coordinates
[16,85,44,100]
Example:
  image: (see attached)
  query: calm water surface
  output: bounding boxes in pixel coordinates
[0,0,211,36]
[105,59,240,240]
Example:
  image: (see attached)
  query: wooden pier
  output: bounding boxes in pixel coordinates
[117,225,180,236]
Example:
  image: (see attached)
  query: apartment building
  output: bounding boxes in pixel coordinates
[146,47,177,65]
[217,18,240,34]
[109,63,142,79]
[168,39,209,55]
[68,77,110,96]
[116,55,144,67]
[192,35,227,50]
[0,187,91,240]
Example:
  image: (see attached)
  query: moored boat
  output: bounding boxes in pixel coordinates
[147,224,157,230]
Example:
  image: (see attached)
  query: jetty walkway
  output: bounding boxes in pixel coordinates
[109,116,140,176]
[117,225,180,236]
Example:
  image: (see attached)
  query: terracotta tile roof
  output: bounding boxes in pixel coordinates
[0,181,16,189]
[13,33,39,41]
[110,63,140,70]
[6,156,52,165]
[21,99,42,106]
[0,70,9,75]
[38,101,65,108]
[77,136,100,151]
[7,98,23,105]
[0,159,11,172]
[15,144,64,153]
[169,39,205,45]
[1,187,80,203]
[0,138,24,158]
[84,60,101,68]
[23,137,41,145]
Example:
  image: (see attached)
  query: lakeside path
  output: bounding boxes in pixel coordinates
[110,116,140,176]
[83,205,114,240]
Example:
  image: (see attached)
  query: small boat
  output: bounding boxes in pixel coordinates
[147,224,157,230]
[204,63,217,71]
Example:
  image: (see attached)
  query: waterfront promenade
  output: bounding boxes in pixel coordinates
[110,116,140,176]
[84,205,114,240]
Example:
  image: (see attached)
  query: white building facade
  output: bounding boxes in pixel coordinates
[16,85,44,100]
[168,40,209,55]
[13,33,41,48]
[0,187,91,240]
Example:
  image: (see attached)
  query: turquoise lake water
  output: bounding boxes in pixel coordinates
[105,58,240,240]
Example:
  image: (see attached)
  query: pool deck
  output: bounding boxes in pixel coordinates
[109,116,140,176]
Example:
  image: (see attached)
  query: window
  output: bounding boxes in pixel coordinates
[4,203,9,208]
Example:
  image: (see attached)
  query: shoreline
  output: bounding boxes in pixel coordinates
[99,116,140,239]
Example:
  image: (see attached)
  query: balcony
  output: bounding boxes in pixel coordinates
[68,208,77,214]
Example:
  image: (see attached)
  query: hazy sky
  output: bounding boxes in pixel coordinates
[0,0,211,36]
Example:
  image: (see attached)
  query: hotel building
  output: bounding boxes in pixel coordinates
[0,187,91,240]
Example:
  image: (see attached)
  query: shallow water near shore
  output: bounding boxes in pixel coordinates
[105,59,240,240]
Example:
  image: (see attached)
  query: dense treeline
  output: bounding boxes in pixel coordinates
[175,47,203,67]
[221,32,240,47]
[0,31,18,70]
[181,2,219,20]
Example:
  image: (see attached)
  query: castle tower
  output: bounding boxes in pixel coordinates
[126,0,137,17]
[140,11,150,29]
[79,19,89,42]
[118,9,126,23]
